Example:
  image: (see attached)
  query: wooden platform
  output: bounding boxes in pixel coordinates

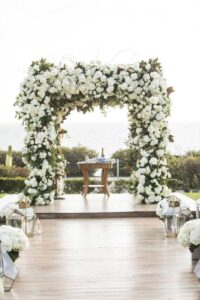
[2,218,200,300]
[34,194,157,219]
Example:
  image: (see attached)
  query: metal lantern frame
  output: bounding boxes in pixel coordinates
[0,242,18,292]
[6,208,41,237]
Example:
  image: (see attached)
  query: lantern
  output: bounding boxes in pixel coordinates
[6,208,41,237]
[19,208,41,237]
[6,209,26,230]
[162,195,180,237]
[0,242,18,291]
[176,206,194,230]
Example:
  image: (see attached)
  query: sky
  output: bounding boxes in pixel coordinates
[0,0,200,124]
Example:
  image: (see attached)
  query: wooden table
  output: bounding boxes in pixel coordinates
[78,162,114,197]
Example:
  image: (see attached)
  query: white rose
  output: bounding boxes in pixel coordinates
[139,175,145,185]
[143,135,150,143]
[149,157,158,165]
[143,73,150,81]
[157,149,164,157]
[150,72,159,79]
[137,184,144,193]
[149,96,158,104]
[120,83,128,90]
[147,195,156,203]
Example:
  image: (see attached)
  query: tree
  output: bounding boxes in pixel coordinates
[111,148,138,177]
[0,150,25,167]
[61,146,98,177]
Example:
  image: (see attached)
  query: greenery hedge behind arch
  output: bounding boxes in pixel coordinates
[15,58,172,205]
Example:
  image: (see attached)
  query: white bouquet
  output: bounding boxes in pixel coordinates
[156,199,168,219]
[177,219,200,250]
[0,225,29,252]
[0,202,19,218]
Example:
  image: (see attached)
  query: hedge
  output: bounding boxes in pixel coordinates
[0,176,189,194]
[0,177,25,193]
[0,164,29,178]
[64,178,132,194]
[0,177,132,194]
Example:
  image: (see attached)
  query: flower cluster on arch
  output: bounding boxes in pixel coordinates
[15,58,172,205]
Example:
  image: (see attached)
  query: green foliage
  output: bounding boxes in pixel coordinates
[0,177,131,194]
[167,178,182,191]
[167,152,200,191]
[61,146,98,177]
[0,177,25,193]
[111,148,138,176]
[185,192,200,200]
[64,178,132,194]
[0,164,29,178]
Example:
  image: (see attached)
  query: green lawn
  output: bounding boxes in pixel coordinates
[185,192,200,200]
[0,194,5,199]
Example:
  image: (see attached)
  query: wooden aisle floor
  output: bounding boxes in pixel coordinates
[2,218,200,300]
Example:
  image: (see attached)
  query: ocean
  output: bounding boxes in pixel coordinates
[0,121,200,156]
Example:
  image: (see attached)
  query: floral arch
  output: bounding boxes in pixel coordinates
[15,58,172,205]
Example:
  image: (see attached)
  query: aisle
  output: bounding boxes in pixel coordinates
[2,218,199,300]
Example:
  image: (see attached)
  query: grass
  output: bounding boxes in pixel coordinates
[0,194,5,199]
[185,192,200,200]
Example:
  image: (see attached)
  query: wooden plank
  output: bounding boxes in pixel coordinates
[2,218,199,300]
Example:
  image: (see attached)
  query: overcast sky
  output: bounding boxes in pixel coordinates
[0,0,200,124]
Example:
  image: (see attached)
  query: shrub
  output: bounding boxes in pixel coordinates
[167,178,183,191]
[64,178,132,194]
[0,165,29,178]
[0,177,25,193]
[111,148,138,177]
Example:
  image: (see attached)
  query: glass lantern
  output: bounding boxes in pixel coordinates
[162,195,181,237]
[0,242,18,292]
[6,209,26,230]
[162,207,180,237]
[176,206,194,230]
[19,208,41,237]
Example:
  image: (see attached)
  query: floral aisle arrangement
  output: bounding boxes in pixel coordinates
[177,219,200,258]
[0,225,29,257]
[15,58,172,205]
[0,202,19,219]
[156,193,196,219]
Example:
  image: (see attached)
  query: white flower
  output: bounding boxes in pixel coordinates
[0,202,19,218]
[120,83,128,90]
[143,74,150,81]
[156,199,168,218]
[0,225,29,252]
[136,194,144,203]
[162,186,171,197]
[140,157,148,166]
[150,72,160,79]
[149,96,159,104]
[139,175,146,185]
[156,149,164,157]
[51,68,59,76]
[149,157,158,165]
[137,184,145,193]
[143,135,150,143]
[39,152,47,159]
[150,170,157,178]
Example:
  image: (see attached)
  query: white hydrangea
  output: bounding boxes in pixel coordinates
[0,225,29,252]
